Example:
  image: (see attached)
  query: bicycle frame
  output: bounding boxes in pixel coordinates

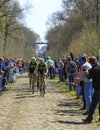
[39,75,45,97]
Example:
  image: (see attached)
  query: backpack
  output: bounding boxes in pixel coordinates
[69,61,77,73]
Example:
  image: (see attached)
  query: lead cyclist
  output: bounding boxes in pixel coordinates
[28,57,38,91]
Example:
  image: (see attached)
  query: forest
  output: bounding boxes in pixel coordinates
[0,0,40,60]
[45,0,100,58]
[0,0,100,59]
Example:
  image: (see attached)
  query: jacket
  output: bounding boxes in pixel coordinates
[88,63,100,90]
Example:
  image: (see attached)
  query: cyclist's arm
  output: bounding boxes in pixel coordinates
[44,64,48,75]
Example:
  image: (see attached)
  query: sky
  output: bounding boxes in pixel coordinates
[17,0,63,42]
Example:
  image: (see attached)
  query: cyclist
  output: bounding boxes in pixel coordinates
[36,58,47,93]
[28,57,37,91]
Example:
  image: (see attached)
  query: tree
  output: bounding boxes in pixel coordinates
[0,0,9,8]
[0,1,24,55]
[0,0,40,59]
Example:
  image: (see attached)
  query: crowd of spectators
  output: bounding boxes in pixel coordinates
[0,57,27,93]
[45,52,100,123]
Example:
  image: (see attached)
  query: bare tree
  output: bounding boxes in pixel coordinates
[2,1,24,55]
[96,0,99,32]
[0,0,10,8]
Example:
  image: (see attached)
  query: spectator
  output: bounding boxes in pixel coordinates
[65,56,77,91]
[80,56,94,115]
[62,58,67,81]
[57,58,64,82]
[83,56,100,123]
[47,57,55,79]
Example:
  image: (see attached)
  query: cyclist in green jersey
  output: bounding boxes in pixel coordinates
[28,57,37,89]
[36,58,47,93]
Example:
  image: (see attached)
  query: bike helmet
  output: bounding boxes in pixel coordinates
[40,58,44,62]
[31,57,36,62]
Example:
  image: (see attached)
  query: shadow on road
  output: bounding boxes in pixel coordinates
[55,108,82,116]
[58,98,79,107]
[15,95,37,99]
[57,120,85,125]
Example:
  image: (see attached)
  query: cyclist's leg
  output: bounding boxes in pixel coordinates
[43,78,46,93]
[38,72,42,92]
[36,74,39,91]
[39,75,44,95]
[39,76,42,92]
[40,77,45,96]
[29,73,32,87]
[32,74,35,94]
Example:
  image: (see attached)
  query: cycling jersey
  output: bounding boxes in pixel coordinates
[28,61,37,73]
[36,62,47,75]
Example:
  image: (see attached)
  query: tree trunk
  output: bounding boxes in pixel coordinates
[96,0,99,32]
[3,25,8,56]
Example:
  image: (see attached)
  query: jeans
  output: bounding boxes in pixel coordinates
[76,85,81,97]
[80,81,86,109]
[68,75,75,91]
[84,81,94,112]
[48,66,55,79]
[87,90,100,121]
[58,69,63,82]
